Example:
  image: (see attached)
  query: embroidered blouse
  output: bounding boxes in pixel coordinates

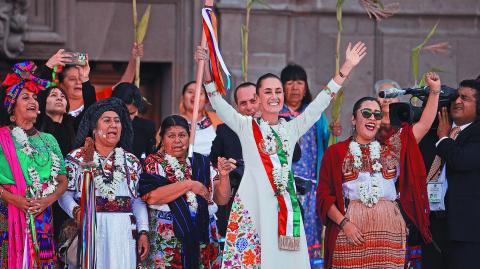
[341,130,402,201]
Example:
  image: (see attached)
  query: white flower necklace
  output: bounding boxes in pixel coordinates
[258,118,289,157]
[11,127,61,198]
[258,118,291,196]
[93,147,126,201]
[358,173,382,207]
[272,163,290,196]
[349,140,383,207]
[348,140,383,173]
[164,154,198,213]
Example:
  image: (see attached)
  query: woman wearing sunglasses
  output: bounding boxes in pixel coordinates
[317,72,441,268]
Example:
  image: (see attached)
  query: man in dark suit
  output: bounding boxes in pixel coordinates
[435,79,480,269]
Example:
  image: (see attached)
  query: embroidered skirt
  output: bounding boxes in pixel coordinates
[0,200,57,269]
[146,209,221,269]
[331,200,407,269]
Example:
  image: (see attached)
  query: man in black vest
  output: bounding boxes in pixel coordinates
[435,79,480,269]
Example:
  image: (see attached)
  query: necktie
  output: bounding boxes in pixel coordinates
[426,126,461,182]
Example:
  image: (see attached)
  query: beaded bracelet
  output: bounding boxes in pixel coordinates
[339,217,350,230]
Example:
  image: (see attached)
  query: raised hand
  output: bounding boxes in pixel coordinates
[76,53,91,83]
[217,157,237,177]
[194,46,212,83]
[131,42,144,59]
[45,49,71,68]
[426,72,441,92]
[345,41,367,67]
[437,107,451,138]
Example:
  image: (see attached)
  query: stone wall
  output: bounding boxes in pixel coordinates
[1,0,479,131]
[217,0,480,138]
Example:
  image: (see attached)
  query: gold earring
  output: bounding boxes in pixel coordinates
[9,115,16,123]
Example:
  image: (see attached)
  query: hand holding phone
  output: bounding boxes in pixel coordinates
[63,52,87,66]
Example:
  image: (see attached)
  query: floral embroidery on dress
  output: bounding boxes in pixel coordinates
[222,193,261,268]
[144,152,221,269]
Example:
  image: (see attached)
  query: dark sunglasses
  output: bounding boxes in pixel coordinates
[360,108,383,120]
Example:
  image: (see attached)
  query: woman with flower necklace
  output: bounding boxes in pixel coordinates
[316,72,442,268]
[0,61,68,268]
[58,98,149,268]
[140,115,235,269]
[194,41,366,268]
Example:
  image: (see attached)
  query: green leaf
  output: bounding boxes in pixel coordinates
[241,25,247,78]
[418,67,447,87]
[136,5,151,43]
[411,22,439,85]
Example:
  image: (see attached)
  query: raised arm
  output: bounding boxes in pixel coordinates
[114,43,144,88]
[288,42,367,140]
[412,72,441,142]
[195,46,248,134]
[213,157,235,205]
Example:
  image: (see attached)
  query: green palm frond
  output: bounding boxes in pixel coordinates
[411,22,439,86]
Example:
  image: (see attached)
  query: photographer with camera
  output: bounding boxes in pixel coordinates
[432,79,480,268]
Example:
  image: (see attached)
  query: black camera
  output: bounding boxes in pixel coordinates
[380,85,458,126]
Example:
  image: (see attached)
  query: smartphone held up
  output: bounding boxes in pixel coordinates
[63,52,87,66]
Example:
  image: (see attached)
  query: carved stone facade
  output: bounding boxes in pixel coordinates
[1,0,479,131]
[0,0,29,58]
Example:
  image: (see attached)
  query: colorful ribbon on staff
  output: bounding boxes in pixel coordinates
[202,7,231,95]
[80,170,96,269]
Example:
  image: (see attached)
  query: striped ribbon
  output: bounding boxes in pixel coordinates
[252,120,301,250]
[80,170,96,269]
[23,189,41,268]
[201,7,231,95]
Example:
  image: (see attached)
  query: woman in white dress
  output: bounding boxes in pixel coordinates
[194,42,367,269]
[59,98,149,268]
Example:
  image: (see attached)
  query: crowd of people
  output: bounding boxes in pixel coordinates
[0,35,479,269]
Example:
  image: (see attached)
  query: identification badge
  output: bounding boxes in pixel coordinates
[427,183,443,203]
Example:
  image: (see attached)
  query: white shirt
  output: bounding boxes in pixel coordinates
[342,171,399,201]
[431,122,472,211]
[68,105,84,117]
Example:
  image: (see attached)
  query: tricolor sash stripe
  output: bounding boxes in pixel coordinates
[252,120,301,250]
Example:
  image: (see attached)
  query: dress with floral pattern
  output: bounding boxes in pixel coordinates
[143,152,221,269]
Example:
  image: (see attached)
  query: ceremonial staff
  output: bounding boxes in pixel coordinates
[189,0,232,157]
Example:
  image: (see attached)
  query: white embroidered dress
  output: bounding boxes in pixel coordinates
[205,80,341,269]
[59,148,149,269]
